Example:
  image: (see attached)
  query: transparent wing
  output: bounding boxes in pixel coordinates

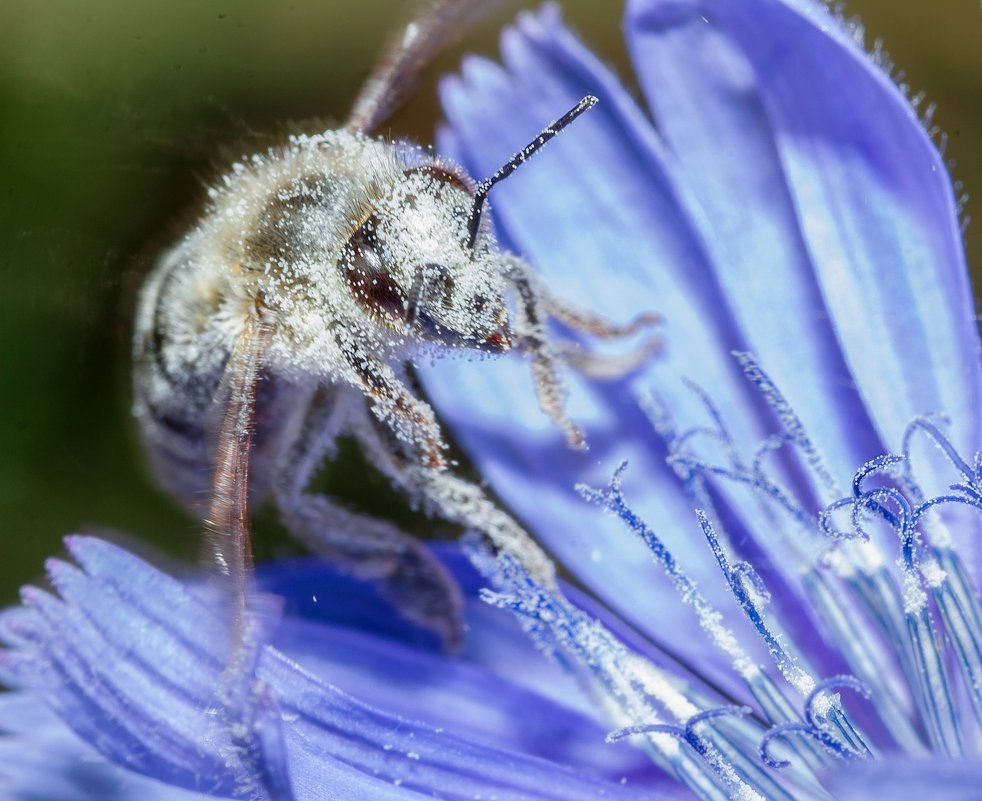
[345,0,513,134]
[205,315,272,634]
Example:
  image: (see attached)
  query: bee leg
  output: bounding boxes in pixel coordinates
[352,406,558,591]
[503,257,585,449]
[338,333,449,469]
[551,337,664,381]
[345,0,504,134]
[505,254,662,339]
[506,255,662,383]
[278,493,465,648]
[206,316,272,646]
[274,388,464,647]
[545,293,662,341]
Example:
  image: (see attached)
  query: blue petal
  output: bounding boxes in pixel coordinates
[425,4,801,694]
[3,537,656,800]
[624,0,883,502]
[827,757,982,801]
[0,693,210,801]
[627,0,982,480]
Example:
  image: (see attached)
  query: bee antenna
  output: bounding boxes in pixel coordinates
[466,95,598,249]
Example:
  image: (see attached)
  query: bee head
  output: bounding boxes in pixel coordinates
[339,95,597,353]
[340,161,511,352]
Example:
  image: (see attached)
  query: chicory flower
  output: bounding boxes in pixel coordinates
[2,1,979,800]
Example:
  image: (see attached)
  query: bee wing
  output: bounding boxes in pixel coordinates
[345,0,513,134]
[204,315,273,628]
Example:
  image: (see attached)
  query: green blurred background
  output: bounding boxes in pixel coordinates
[1,1,980,604]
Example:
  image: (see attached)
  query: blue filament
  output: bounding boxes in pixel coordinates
[759,676,871,770]
[760,721,857,770]
[751,434,793,481]
[664,380,838,541]
[696,511,794,671]
[830,445,970,757]
[477,548,765,801]
[733,352,841,500]
[901,417,979,486]
[729,562,772,605]
[609,707,769,797]
[634,387,679,446]
[577,462,698,605]
[929,547,982,727]
[680,378,737,453]
[623,368,982,781]
[916,494,982,516]
[670,457,820,534]
[607,706,751,747]
[805,675,868,712]
[802,570,928,754]
[906,606,964,756]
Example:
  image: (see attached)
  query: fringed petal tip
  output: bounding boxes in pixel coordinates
[1,537,663,800]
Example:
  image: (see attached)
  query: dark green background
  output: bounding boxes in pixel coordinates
[1,1,980,603]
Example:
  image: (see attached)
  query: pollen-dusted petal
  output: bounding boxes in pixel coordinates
[628,0,982,503]
[0,606,55,689]
[260,647,657,801]
[23,548,272,798]
[3,536,658,801]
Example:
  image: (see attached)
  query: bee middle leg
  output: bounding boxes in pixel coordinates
[351,404,557,590]
[502,257,585,449]
[338,333,448,469]
[273,387,464,646]
[338,340,556,589]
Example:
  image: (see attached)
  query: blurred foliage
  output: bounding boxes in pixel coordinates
[0,0,979,603]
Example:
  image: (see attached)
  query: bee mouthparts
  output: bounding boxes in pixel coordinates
[483,330,511,351]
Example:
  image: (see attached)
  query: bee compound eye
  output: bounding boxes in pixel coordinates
[344,238,383,286]
[342,234,409,323]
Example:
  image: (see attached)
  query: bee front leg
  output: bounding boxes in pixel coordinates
[506,255,662,340]
[338,334,448,469]
[505,255,662,390]
[274,387,463,646]
[503,257,585,449]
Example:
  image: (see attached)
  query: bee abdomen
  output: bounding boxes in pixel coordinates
[133,364,217,510]
[135,339,309,514]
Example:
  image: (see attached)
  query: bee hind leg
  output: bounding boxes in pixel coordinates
[344,0,506,134]
[276,490,465,648]
[274,388,464,648]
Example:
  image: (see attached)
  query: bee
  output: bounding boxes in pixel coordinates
[132,0,659,645]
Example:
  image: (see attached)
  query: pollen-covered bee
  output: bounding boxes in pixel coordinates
[133,0,658,644]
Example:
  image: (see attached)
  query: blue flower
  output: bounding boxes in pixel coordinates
[2,1,980,800]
